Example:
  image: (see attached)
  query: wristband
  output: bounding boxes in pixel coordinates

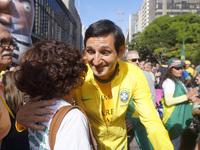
[15,121,27,132]
[193,105,200,110]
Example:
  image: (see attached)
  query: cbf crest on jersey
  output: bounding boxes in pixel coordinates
[119,88,130,103]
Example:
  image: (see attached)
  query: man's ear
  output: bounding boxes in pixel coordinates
[118,44,126,58]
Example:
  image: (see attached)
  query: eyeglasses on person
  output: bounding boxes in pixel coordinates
[173,66,183,70]
[128,58,140,62]
[0,38,17,49]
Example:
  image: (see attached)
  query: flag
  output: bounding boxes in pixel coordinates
[180,37,185,63]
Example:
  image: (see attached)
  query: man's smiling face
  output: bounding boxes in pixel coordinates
[85,34,121,80]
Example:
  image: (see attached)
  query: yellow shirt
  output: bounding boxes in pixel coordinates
[73,62,173,150]
[95,79,113,126]
[185,67,194,76]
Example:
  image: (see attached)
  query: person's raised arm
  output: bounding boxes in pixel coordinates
[16,96,56,130]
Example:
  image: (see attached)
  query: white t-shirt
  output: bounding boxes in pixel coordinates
[28,99,91,150]
[162,78,188,106]
[162,78,187,94]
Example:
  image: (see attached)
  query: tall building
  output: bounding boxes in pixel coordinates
[62,0,82,50]
[81,25,86,53]
[32,0,82,50]
[149,0,200,23]
[141,0,150,31]
[129,0,200,41]
[129,13,138,42]
[128,0,149,41]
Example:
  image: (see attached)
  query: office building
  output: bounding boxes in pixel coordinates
[129,0,200,41]
[32,0,82,50]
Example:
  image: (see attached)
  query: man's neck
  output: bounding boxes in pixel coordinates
[94,63,119,83]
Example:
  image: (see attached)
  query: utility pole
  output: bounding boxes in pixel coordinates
[116,9,125,28]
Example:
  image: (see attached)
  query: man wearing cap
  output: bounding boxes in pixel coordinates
[160,58,199,149]
[185,60,194,76]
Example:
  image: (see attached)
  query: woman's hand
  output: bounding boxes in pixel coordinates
[186,87,199,100]
[189,96,200,103]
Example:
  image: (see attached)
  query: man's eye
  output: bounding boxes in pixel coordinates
[87,50,95,54]
[101,51,110,55]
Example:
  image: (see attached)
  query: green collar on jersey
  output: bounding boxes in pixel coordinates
[94,63,118,83]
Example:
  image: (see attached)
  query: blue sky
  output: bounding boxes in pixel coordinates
[75,0,143,35]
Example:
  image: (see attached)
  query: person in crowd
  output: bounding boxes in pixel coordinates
[126,50,155,150]
[15,40,93,149]
[180,69,192,88]
[152,63,160,74]
[193,64,200,78]
[160,58,200,150]
[193,73,200,96]
[185,60,194,76]
[179,73,200,150]
[154,62,168,89]
[139,60,146,70]
[145,62,155,83]
[16,19,173,150]
[0,24,15,148]
[191,64,195,70]
[1,71,30,150]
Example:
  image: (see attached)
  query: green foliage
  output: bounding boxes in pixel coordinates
[127,13,200,64]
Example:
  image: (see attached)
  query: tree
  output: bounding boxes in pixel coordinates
[127,13,200,64]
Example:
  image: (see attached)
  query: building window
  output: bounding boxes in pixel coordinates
[176,4,182,9]
[190,5,195,9]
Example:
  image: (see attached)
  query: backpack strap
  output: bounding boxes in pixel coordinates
[49,105,96,150]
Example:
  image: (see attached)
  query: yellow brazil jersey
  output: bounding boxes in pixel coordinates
[95,79,113,126]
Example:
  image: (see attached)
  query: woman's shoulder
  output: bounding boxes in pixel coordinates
[162,78,175,88]
[65,107,88,122]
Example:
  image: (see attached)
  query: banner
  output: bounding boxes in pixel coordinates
[0,0,35,65]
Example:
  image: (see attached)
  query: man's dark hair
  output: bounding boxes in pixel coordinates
[84,19,125,54]
[15,40,88,99]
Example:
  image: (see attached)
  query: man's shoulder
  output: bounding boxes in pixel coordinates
[118,61,142,74]
[195,65,200,71]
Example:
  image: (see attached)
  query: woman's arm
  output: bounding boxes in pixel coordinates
[163,79,199,106]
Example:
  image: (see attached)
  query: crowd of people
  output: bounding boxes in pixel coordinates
[122,47,200,150]
[0,19,200,150]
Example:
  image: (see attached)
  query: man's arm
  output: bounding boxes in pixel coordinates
[132,68,173,150]
[16,96,56,130]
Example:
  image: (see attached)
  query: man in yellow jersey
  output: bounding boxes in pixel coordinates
[0,24,16,147]
[185,60,194,76]
[16,20,173,150]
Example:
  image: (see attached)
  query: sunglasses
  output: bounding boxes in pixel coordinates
[173,66,183,70]
[128,58,140,62]
[0,38,17,49]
